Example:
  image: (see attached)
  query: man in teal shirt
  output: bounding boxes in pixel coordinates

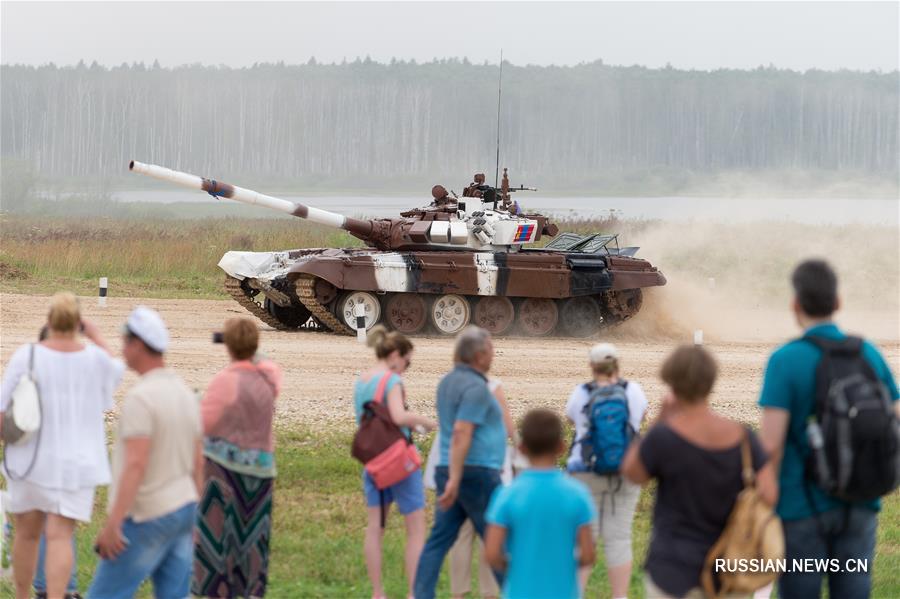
[759,259,898,599]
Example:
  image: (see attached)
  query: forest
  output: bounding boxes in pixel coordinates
[1,59,897,193]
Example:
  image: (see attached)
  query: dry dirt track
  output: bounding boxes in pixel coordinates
[1,292,897,431]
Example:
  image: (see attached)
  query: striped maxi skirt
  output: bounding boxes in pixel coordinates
[192,458,274,598]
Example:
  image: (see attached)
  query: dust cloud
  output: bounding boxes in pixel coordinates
[609,218,899,345]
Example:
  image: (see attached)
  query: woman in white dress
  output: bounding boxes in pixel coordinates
[0,292,123,599]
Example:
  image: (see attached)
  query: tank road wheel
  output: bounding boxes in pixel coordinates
[516,298,559,337]
[430,294,471,336]
[385,294,428,335]
[264,297,312,329]
[473,297,515,336]
[560,297,602,337]
[337,291,382,331]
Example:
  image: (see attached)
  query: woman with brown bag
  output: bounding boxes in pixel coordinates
[353,325,436,599]
[622,345,778,598]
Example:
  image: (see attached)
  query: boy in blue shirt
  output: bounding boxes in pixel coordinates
[759,259,899,599]
[485,409,597,599]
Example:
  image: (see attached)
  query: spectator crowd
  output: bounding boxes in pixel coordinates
[0,258,897,599]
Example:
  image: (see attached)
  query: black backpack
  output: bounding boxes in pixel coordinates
[803,335,900,503]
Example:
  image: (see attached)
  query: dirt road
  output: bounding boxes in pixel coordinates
[2,293,897,430]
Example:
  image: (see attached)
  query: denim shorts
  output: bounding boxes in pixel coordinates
[363,468,425,514]
[87,501,197,599]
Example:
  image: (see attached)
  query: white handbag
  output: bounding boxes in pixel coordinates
[1,344,42,446]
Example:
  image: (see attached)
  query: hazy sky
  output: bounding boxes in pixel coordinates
[1,1,897,71]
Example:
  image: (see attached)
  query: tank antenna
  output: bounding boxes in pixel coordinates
[494,49,503,191]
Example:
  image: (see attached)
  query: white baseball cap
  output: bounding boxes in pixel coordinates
[589,342,618,363]
[124,306,169,353]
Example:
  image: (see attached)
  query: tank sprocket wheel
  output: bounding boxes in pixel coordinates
[473,296,515,336]
[385,294,428,335]
[516,298,559,337]
[430,294,472,336]
[560,296,602,337]
[294,275,354,335]
[224,276,294,331]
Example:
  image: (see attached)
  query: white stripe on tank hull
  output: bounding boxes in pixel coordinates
[370,252,501,296]
[474,253,499,296]
[372,252,414,293]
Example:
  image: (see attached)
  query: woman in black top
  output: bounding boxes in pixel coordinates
[622,345,778,598]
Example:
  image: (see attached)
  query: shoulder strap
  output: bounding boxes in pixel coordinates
[802,334,863,356]
[374,372,393,406]
[28,343,35,378]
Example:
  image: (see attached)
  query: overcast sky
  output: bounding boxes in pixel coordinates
[1,1,897,71]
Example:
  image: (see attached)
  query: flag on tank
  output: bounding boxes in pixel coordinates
[514,224,534,243]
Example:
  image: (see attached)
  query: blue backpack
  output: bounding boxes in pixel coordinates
[580,381,635,475]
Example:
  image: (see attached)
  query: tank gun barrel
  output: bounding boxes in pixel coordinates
[128,161,373,238]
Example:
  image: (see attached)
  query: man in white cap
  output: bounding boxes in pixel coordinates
[564,343,648,599]
[89,306,203,599]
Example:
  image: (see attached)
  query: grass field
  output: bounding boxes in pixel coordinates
[0,213,362,299]
[1,429,898,598]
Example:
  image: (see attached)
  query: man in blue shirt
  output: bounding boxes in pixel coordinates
[485,409,596,599]
[413,326,507,599]
[759,259,899,599]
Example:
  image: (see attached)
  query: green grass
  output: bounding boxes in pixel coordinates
[2,429,898,598]
[0,213,363,299]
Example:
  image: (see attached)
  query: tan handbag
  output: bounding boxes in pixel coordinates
[701,431,784,599]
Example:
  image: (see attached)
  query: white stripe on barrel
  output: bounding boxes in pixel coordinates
[354,303,367,343]
[129,160,347,229]
[98,277,108,307]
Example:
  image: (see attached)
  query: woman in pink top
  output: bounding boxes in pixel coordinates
[192,318,283,598]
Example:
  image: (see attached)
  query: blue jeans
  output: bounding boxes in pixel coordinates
[33,534,78,593]
[413,466,504,599]
[779,506,877,599]
[87,502,197,599]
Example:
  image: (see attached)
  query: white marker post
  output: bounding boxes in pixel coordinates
[694,329,704,346]
[708,277,716,292]
[354,303,367,343]
[98,277,108,307]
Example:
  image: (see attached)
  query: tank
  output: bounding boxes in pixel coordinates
[129,160,666,337]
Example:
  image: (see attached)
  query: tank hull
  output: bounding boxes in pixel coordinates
[220,248,664,337]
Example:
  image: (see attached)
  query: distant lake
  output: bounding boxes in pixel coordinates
[110,190,898,226]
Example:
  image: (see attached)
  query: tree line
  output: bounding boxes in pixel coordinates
[1,59,897,189]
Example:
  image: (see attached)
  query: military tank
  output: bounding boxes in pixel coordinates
[129,160,665,337]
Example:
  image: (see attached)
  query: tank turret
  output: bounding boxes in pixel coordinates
[129,161,557,252]
[128,160,664,338]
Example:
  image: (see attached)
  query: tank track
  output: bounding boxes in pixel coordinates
[295,275,354,335]
[223,276,294,331]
